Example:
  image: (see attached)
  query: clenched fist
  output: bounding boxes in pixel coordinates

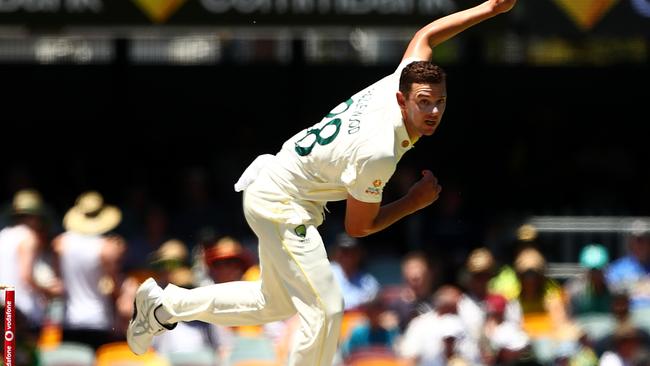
[407,170,442,211]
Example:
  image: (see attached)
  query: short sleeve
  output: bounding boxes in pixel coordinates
[343,155,396,203]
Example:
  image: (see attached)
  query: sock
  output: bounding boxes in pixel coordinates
[154,305,174,328]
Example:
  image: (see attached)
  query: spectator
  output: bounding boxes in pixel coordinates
[203,235,255,284]
[342,296,399,358]
[439,314,473,366]
[53,191,126,350]
[490,322,541,366]
[493,247,573,339]
[610,292,637,330]
[595,292,650,357]
[149,239,190,286]
[606,220,650,311]
[0,189,63,336]
[398,285,479,366]
[386,251,438,331]
[198,235,286,361]
[599,323,650,366]
[330,233,380,311]
[566,244,613,316]
[115,239,186,342]
[479,293,523,365]
[152,265,221,359]
[458,247,521,343]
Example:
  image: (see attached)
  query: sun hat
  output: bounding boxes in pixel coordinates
[151,239,189,266]
[204,236,252,267]
[12,189,45,216]
[517,224,538,242]
[63,191,122,235]
[579,244,609,269]
[466,247,495,274]
[514,247,546,274]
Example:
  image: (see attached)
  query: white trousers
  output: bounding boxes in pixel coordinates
[160,173,344,366]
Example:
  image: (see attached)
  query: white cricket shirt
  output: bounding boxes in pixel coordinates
[266,59,416,208]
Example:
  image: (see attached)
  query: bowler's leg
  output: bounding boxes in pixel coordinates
[248,218,344,366]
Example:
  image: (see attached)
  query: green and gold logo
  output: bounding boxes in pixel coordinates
[553,0,619,31]
[294,225,307,238]
[132,0,187,23]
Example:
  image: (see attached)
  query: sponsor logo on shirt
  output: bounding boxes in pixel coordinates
[365,179,383,196]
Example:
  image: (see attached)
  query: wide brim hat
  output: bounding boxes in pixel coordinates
[63,191,121,235]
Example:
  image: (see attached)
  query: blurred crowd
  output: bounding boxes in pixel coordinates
[2,188,650,366]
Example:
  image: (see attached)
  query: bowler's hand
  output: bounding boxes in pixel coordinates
[407,170,442,211]
[489,0,516,14]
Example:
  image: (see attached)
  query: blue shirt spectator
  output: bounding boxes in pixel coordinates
[329,233,380,310]
[606,225,650,310]
[341,297,398,358]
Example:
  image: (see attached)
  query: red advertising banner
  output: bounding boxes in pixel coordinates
[3,288,15,366]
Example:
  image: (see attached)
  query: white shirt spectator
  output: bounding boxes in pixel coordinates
[399,312,479,366]
[457,293,522,342]
[599,351,625,366]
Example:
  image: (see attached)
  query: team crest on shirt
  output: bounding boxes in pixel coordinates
[373,180,382,187]
[294,225,307,238]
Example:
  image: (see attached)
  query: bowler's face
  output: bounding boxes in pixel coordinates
[398,82,447,141]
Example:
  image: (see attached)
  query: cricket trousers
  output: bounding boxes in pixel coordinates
[160,172,344,366]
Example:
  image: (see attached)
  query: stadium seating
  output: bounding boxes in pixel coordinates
[39,342,95,366]
[344,346,404,366]
[165,347,217,366]
[230,361,281,366]
[225,335,277,365]
[95,341,171,366]
[339,311,368,341]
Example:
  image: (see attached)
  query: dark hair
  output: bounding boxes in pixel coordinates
[399,61,446,97]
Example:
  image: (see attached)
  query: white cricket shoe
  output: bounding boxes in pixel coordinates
[126,277,175,355]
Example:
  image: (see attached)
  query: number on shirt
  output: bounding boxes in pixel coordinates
[294,98,353,156]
